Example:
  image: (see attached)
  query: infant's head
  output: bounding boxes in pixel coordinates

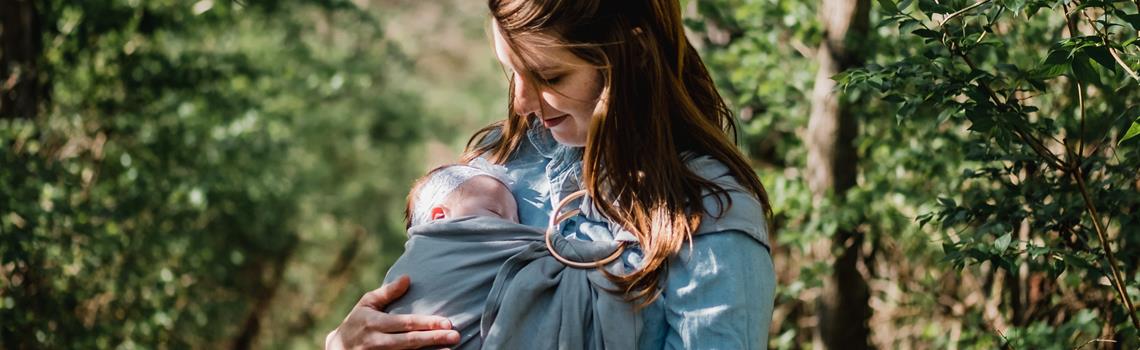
[405,163,518,228]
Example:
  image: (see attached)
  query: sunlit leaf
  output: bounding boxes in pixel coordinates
[1121,120,1140,145]
[995,232,1012,252]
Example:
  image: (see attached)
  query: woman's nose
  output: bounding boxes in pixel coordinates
[512,74,542,118]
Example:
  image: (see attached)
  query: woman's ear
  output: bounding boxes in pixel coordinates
[431,206,447,220]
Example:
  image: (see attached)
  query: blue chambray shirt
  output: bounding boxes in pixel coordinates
[492,122,776,349]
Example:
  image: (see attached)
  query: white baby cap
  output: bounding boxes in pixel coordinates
[409,159,516,227]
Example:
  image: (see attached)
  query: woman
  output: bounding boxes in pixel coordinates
[327,0,775,348]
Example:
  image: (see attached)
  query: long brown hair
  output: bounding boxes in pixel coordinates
[466,0,772,305]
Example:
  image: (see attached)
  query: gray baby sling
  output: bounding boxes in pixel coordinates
[383,155,770,349]
[382,216,638,350]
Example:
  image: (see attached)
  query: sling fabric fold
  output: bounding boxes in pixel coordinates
[383,216,638,350]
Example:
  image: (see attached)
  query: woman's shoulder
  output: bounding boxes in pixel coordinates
[682,153,771,250]
[681,152,759,190]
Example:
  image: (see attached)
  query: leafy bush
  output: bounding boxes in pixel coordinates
[689,0,1139,347]
[1,1,428,347]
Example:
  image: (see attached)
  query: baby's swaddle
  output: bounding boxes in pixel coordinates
[382,215,638,350]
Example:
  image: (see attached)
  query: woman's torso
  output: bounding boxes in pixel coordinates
[500,124,775,349]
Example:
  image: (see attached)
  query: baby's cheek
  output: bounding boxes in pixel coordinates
[490,207,517,223]
[507,204,520,223]
[497,189,520,223]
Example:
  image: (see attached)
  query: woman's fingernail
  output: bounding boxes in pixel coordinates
[438,319,452,329]
[446,331,460,343]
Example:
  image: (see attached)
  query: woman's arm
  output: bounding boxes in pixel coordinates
[325,276,460,350]
[652,231,775,350]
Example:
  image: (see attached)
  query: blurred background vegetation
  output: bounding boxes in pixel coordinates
[2,0,1138,349]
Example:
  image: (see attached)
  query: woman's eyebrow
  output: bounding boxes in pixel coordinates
[531,64,564,73]
[506,65,560,76]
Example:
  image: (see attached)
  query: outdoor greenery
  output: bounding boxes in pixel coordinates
[690,0,1140,347]
[2,0,1138,348]
[1,0,450,348]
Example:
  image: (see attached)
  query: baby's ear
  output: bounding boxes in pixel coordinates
[431,206,446,220]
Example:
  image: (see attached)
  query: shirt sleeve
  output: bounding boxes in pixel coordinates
[657,230,775,350]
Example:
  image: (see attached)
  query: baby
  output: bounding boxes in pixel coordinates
[404,162,519,228]
[386,161,529,350]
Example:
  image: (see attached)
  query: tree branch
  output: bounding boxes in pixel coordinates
[1076,7,1140,82]
[934,0,1140,334]
[953,49,1067,171]
[1073,168,1140,332]
[940,0,993,27]
[1106,45,1140,82]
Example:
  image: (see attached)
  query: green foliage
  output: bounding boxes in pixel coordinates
[691,0,1140,347]
[2,1,429,348]
[691,0,966,346]
[846,3,1140,344]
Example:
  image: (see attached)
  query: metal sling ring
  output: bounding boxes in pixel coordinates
[545,190,627,269]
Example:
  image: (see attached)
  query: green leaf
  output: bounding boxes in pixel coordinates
[1005,0,1027,15]
[967,111,996,132]
[1084,46,1116,72]
[912,28,942,39]
[918,0,953,14]
[937,105,959,122]
[1026,1,1049,18]
[898,18,922,33]
[879,0,899,14]
[1071,55,1102,86]
[937,197,957,208]
[1034,65,1068,80]
[1121,120,1140,145]
[995,232,1012,252]
[1034,48,1071,79]
[1043,48,1068,65]
[1122,14,1140,32]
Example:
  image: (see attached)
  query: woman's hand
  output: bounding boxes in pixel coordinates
[325,275,460,350]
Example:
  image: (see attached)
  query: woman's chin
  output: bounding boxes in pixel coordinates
[549,130,586,147]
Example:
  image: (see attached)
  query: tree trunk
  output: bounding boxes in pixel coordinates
[805,0,871,348]
[231,237,299,350]
[1,0,45,119]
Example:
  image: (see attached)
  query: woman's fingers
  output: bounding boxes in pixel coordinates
[357,275,411,309]
[369,313,452,333]
[368,330,460,349]
[330,277,458,349]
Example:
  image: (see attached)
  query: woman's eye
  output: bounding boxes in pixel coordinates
[540,75,563,84]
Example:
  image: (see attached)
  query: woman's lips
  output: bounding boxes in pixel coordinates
[542,115,569,128]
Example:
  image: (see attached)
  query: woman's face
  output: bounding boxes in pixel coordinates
[492,25,603,147]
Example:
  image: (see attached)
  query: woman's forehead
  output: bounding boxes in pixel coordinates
[491,23,579,73]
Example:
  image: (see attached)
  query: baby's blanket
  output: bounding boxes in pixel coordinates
[383,216,637,350]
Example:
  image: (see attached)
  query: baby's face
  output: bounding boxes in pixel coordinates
[438,175,519,223]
